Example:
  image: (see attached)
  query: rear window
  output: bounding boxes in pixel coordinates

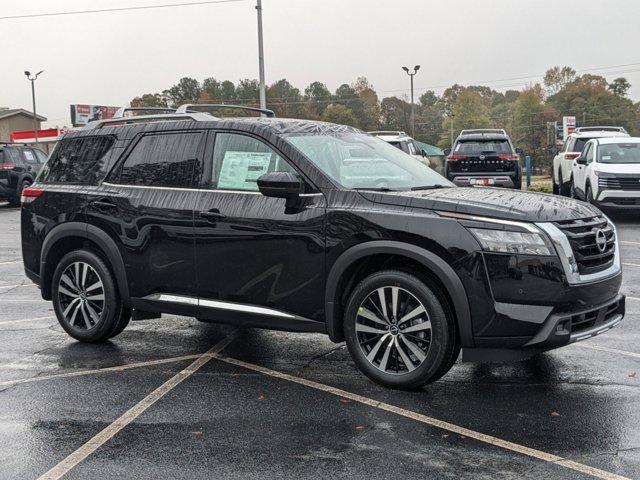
[454,139,512,155]
[39,136,115,184]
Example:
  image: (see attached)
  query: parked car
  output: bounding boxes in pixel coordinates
[552,126,629,196]
[21,107,624,389]
[369,131,431,167]
[443,129,522,189]
[570,137,640,209]
[0,143,47,206]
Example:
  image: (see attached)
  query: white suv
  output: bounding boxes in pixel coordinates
[369,131,431,167]
[552,126,629,196]
[570,137,640,209]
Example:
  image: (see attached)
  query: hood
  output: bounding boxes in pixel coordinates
[593,162,640,174]
[359,187,601,223]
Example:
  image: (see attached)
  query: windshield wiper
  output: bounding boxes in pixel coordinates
[410,184,451,191]
[353,187,397,192]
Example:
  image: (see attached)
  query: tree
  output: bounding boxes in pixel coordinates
[303,81,332,119]
[543,66,576,96]
[353,77,380,131]
[609,77,631,97]
[235,79,261,106]
[163,77,202,107]
[321,104,358,126]
[380,96,411,133]
[130,93,168,108]
[439,90,492,147]
[267,79,302,117]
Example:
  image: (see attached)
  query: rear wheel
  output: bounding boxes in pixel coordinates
[343,270,459,390]
[558,171,570,197]
[52,249,130,342]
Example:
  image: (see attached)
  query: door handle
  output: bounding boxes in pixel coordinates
[199,209,226,221]
[90,199,117,210]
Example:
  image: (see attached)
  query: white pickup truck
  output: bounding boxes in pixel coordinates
[552,126,628,196]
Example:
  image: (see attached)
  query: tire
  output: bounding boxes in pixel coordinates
[8,180,30,207]
[558,172,570,197]
[52,249,130,342]
[343,270,459,390]
[552,173,559,195]
[586,184,595,205]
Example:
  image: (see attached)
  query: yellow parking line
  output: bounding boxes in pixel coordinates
[36,333,236,480]
[213,354,630,480]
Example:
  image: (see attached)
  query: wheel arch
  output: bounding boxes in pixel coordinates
[40,222,129,302]
[325,241,473,347]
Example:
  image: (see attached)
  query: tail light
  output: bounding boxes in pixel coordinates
[0,163,16,170]
[21,187,44,204]
[564,152,580,160]
[498,154,520,161]
[446,154,468,161]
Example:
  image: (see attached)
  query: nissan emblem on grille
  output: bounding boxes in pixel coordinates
[595,229,608,253]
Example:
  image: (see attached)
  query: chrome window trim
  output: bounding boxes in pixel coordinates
[145,293,295,318]
[101,182,323,197]
[536,216,621,285]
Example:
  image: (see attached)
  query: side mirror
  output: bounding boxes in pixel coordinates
[443,148,451,156]
[515,147,523,155]
[257,171,302,199]
[575,156,587,165]
[421,149,428,158]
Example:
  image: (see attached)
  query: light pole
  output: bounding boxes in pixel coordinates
[256,0,266,111]
[24,70,44,144]
[402,65,420,137]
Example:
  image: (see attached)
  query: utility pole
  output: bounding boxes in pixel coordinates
[402,65,420,137]
[24,70,44,144]
[582,111,586,127]
[256,0,266,111]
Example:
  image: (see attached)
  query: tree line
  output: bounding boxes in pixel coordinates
[131,66,640,172]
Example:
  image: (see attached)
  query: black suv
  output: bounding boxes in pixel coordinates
[0,143,47,205]
[21,108,624,389]
[444,129,523,189]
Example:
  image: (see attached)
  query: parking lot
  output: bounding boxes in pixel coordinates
[0,204,638,480]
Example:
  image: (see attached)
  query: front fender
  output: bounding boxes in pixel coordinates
[325,241,473,347]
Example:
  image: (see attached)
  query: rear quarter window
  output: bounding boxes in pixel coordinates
[39,136,115,184]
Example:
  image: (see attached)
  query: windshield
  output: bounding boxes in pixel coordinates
[454,139,512,155]
[284,133,451,190]
[598,143,640,164]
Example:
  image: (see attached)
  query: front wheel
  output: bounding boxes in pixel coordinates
[343,270,459,390]
[52,249,130,342]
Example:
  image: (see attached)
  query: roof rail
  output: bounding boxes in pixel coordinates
[175,104,276,118]
[368,130,408,137]
[112,107,177,119]
[83,112,216,130]
[459,129,507,136]
[0,141,30,146]
[574,126,628,134]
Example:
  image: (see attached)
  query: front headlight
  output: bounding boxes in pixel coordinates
[468,228,555,256]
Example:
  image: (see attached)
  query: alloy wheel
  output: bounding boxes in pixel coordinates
[57,261,105,330]
[355,286,432,375]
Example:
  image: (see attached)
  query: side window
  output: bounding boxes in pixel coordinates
[3,147,21,165]
[210,133,296,192]
[39,136,114,184]
[407,142,417,155]
[22,149,38,164]
[33,149,48,164]
[118,132,203,188]
[585,144,594,163]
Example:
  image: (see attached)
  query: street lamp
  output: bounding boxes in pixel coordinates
[402,65,420,137]
[24,70,44,144]
[255,0,266,111]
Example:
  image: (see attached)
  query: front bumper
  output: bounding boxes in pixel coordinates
[596,190,640,209]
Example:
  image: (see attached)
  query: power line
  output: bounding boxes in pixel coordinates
[0,0,246,21]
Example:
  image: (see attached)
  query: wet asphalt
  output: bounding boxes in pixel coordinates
[0,204,639,480]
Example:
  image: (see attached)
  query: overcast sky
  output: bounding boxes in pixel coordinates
[3,0,640,128]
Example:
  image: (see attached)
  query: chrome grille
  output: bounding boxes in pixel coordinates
[553,216,616,274]
[598,174,640,191]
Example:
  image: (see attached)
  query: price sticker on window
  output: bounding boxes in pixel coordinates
[217,151,272,190]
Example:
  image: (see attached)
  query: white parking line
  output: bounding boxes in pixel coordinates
[620,240,640,246]
[623,262,640,268]
[576,343,640,359]
[627,296,640,302]
[0,315,55,326]
[214,354,630,480]
[36,332,236,480]
[0,260,20,265]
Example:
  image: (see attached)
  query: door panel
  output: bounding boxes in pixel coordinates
[194,131,326,325]
[85,130,205,300]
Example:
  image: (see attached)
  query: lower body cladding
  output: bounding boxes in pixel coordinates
[460,252,625,362]
[595,189,640,210]
[450,174,517,188]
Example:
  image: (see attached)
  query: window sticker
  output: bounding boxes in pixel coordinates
[217,151,272,190]
[23,150,35,162]
[602,156,611,160]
